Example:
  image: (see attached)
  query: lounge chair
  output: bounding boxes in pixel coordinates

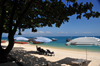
[36,46,47,55]
[71,59,86,66]
[41,49,47,55]
[46,49,54,56]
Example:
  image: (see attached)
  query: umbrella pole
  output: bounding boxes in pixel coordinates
[86,45,87,61]
[86,45,87,66]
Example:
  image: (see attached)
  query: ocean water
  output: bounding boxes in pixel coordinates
[2,36,100,52]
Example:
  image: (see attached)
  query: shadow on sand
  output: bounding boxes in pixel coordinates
[9,47,91,66]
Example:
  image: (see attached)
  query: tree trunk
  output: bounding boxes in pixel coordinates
[0,0,7,62]
[0,34,14,62]
[0,49,7,60]
[0,0,33,62]
[0,0,17,62]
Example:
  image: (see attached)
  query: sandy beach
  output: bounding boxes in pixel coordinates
[2,42,100,66]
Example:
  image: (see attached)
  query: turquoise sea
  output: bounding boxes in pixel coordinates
[2,36,100,52]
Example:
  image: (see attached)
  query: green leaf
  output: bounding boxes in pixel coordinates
[6,11,8,13]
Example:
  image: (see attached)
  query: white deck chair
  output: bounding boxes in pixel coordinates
[71,59,86,66]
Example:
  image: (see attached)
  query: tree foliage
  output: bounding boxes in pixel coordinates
[1,0,99,33]
[0,0,100,60]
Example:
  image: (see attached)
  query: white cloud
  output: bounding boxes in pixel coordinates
[39,31,44,33]
[21,31,39,34]
[21,31,44,35]
[21,32,29,34]
[60,32,64,33]
[57,32,68,34]
[46,31,51,33]
[65,32,68,34]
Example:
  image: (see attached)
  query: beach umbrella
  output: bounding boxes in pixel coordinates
[33,37,52,42]
[65,37,100,61]
[14,37,29,41]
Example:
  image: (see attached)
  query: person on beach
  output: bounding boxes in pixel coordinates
[36,46,47,55]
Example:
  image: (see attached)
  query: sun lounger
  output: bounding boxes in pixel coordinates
[36,46,54,56]
[71,59,86,66]
[36,46,47,55]
[46,49,54,56]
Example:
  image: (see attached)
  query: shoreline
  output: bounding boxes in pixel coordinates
[2,42,100,66]
[2,36,100,53]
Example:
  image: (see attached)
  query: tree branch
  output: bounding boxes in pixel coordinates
[8,0,18,33]
[12,0,34,35]
[5,0,18,53]
[36,1,61,16]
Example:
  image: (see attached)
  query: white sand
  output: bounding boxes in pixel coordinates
[2,42,100,66]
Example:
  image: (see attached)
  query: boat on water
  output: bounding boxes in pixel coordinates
[1,40,7,43]
[28,38,44,44]
[14,41,29,44]
[66,38,71,42]
[52,38,57,41]
[33,41,44,44]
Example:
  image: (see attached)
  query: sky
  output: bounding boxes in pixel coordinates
[2,0,100,37]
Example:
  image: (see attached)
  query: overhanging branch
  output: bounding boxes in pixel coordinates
[8,0,18,35]
[12,0,34,35]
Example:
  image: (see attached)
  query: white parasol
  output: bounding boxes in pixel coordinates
[65,37,100,61]
[14,37,29,41]
[33,37,52,42]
